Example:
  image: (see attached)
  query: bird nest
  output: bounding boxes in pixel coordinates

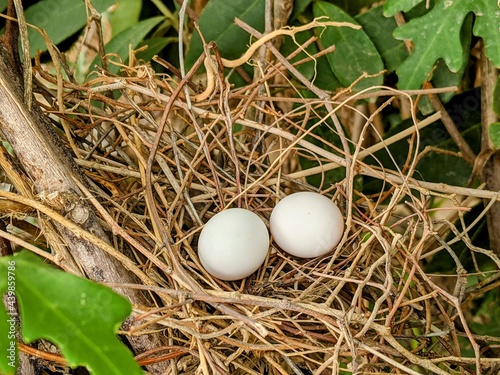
[27,35,500,375]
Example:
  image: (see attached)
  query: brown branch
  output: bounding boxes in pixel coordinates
[480,41,500,258]
[425,83,476,164]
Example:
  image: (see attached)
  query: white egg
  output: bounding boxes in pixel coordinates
[270,192,344,258]
[198,208,269,281]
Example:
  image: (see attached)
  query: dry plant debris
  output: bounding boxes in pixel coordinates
[4,18,500,375]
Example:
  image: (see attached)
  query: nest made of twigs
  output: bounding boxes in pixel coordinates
[20,33,500,375]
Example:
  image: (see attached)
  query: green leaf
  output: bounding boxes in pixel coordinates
[281,25,341,91]
[290,0,313,22]
[332,0,382,16]
[356,4,408,72]
[108,0,142,37]
[488,122,500,149]
[0,0,6,13]
[0,251,142,375]
[430,10,471,100]
[25,0,117,57]
[472,0,500,68]
[136,37,177,62]
[494,77,500,117]
[313,53,342,91]
[185,0,265,69]
[91,16,164,74]
[281,27,317,81]
[392,0,500,89]
[312,1,384,91]
[383,0,427,16]
[416,12,473,112]
[470,288,500,337]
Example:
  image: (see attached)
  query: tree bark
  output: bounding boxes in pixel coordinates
[481,43,500,258]
[0,45,167,373]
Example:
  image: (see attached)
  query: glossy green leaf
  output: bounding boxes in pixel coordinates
[91,16,164,74]
[185,0,265,69]
[391,0,500,89]
[333,0,382,16]
[313,1,384,91]
[108,0,142,36]
[470,289,500,337]
[417,12,473,113]
[281,27,317,81]
[0,0,6,13]
[25,0,117,57]
[430,9,471,101]
[383,0,426,16]
[494,77,500,117]
[313,54,342,91]
[437,10,472,84]
[471,1,500,68]
[0,251,142,375]
[136,37,177,62]
[281,25,341,91]
[290,0,313,22]
[356,5,408,72]
[488,122,500,149]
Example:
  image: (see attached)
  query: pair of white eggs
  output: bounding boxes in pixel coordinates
[198,192,344,281]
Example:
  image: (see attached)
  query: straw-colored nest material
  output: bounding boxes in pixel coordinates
[26,33,500,374]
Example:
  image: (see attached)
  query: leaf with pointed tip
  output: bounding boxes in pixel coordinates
[388,0,500,89]
[25,0,117,57]
[290,0,313,22]
[185,0,265,70]
[91,16,164,74]
[136,37,177,62]
[0,251,142,375]
[313,1,384,91]
[108,0,142,36]
[383,0,426,16]
[417,12,473,112]
[356,5,408,72]
[472,0,500,67]
[280,26,341,90]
